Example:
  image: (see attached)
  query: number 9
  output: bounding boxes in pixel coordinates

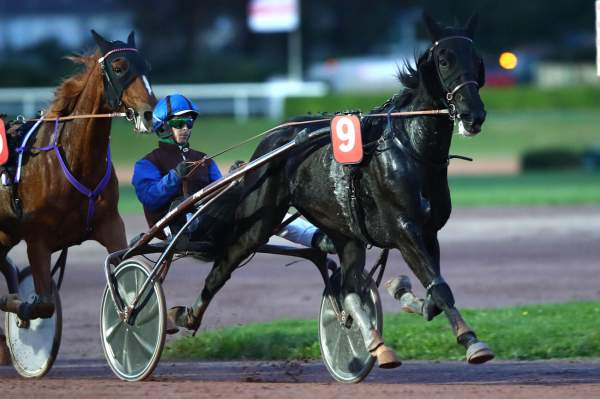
[335,117,355,153]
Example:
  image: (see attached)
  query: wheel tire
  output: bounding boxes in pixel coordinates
[318,269,383,383]
[100,258,166,381]
[4,266,62,378]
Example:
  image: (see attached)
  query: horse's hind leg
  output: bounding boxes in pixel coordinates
[169,202,290,332]
[337,238,400,369]
[389,223,494,364]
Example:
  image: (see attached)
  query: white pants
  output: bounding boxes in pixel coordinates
[276,213,318,247]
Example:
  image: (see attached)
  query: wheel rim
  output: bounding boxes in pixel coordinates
[319,270,382,383]
[4,270,62,378]
[101,260,165,381]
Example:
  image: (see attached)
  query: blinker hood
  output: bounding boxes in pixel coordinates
[92,30,151,110]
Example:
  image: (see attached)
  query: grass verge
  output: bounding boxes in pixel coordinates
[164,301,600,361]
[118,171,600,215]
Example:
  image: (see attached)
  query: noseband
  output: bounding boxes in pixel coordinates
[428,36,480,120]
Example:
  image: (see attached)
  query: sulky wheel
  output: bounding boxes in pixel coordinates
[318,268,383,383]
[100,258,166,381]
[4,266,62,378]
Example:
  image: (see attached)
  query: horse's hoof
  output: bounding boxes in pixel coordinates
[0,335,11,366]
[167,306,199,332]
[466,341,495,364]
[26,301,55,320]
[371,344,402,369]
[165,315,180,335]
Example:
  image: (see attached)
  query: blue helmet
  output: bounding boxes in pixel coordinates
[152,94,199,137]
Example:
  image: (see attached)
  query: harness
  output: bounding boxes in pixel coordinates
[4,44,148,237]
[35,119,113,235]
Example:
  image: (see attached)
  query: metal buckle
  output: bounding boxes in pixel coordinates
[447,103,456,120]
[125,107,136,122]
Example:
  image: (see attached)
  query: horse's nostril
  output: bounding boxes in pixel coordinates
[143,111,153,122]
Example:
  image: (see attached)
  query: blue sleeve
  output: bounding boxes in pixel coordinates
[132,159,181,211]
[208,159,222,183]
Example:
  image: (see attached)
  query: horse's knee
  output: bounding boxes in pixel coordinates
[423,279,455,321]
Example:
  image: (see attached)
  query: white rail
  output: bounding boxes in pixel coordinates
[0,81,328,121]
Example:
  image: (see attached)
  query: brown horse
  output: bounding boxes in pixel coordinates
[0,31,156,363]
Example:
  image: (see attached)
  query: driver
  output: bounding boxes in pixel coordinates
[132,94,335,253]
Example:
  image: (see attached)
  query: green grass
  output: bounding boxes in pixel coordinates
[164,301,600,361]
[117,171,600,214]
[448,171,600,206]
[450,109,600,157]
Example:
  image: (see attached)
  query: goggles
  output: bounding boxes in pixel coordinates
[167,117,194,129]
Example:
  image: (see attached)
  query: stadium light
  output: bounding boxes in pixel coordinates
[499,52,518,70]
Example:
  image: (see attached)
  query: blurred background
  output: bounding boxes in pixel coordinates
[0,0,599,211]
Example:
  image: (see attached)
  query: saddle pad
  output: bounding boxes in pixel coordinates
[0,119,7,165]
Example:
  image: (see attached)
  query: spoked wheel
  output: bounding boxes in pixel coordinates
[318,268,383,383]
[100,259,166,381]
[4,266,62,378]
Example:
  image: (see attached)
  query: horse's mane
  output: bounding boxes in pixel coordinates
[47,52,100,117]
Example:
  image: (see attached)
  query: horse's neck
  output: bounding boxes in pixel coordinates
[60,75,112,178]
[402,86,453,164]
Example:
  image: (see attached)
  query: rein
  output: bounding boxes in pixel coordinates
[24,108,135,123]
[185,108,451,176]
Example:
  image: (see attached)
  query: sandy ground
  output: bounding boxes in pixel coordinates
[1,206,599,396]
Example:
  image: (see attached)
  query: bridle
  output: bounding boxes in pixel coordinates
[427,36,481,120]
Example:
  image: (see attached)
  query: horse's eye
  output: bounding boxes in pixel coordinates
[439,58,449,68]
[111,58,129,75]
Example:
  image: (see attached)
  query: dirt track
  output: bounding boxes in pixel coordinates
[1,359,600,398]
[1,206,600,396]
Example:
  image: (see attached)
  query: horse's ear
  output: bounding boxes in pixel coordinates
[91,30,111,54]
[127,31,136,48]
[423,12,443,41]
[464,13,479,39]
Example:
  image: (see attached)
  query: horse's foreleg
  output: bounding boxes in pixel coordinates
[93,213,127,253]
[389,223,494,364]
[5,239,55,320]
[337,238,400,369]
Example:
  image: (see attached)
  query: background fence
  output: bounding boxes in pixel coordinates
[0,80,328,121]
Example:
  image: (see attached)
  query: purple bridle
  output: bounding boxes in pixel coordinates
[26,119,112,235]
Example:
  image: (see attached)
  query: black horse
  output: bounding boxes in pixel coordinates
[173,14,493,366]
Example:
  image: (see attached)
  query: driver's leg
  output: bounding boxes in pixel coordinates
[277,214,336,253]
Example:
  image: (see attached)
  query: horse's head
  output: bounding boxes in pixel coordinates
[91,30,156,133]
[420,14,486,136]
